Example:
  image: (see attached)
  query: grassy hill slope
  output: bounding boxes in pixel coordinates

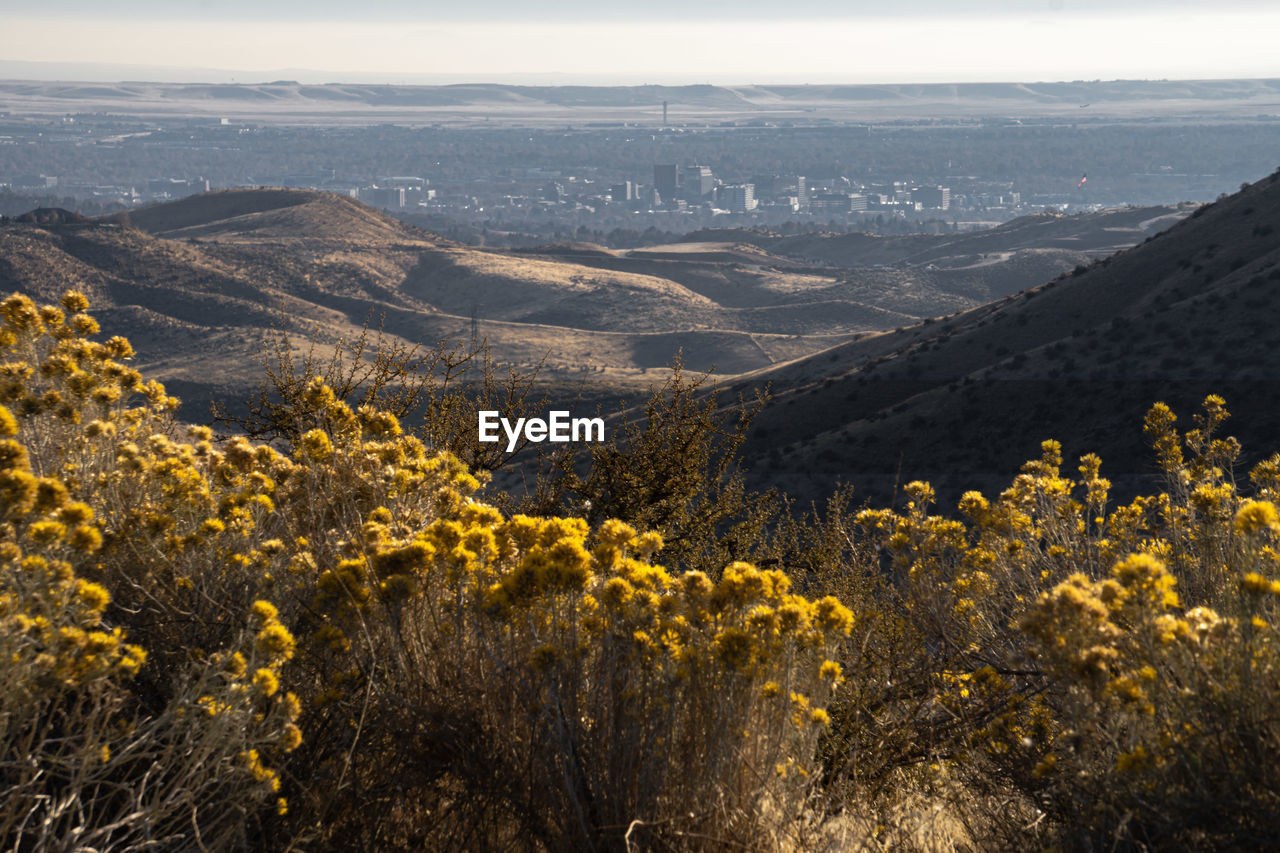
[736,172,1280,505]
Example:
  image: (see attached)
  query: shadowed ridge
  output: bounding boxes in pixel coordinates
[15,207,91,226]
[735,169,1280,505]
[122,187,435,243]
[123,188,316,233]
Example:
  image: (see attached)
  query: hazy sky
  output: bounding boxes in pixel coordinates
[2,0,1277,83]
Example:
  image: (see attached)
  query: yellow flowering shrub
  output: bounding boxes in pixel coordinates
[264,422,853,849]
[0,293,302,848]
[2,292,855,851]
[839,395,1280,849]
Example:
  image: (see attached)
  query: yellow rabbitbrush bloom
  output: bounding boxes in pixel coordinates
[1110,553,1181,613]
[77,580,110,612]
[252,668,280,697]
[819,659,843,683]
[255,623,296,662]
[1235,500,1280,537]
[1241,572,1272,595]
[712,626,757,672]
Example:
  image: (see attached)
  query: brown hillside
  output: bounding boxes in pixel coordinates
[0,189,871,416]
[1,187,1194,432]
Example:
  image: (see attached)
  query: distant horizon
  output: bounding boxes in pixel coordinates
[3,4,1278,84]
[1,60,1278,90]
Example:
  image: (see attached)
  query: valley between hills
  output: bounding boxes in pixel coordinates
[10,178,1279,508]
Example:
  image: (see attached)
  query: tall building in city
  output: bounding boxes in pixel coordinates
[682,165,713,199]
[716,184,756,213]
[810,192,854,213]
[913,186,951,210]
[654,164,679,200]
[794,175,808,209]
[610,181,634,202]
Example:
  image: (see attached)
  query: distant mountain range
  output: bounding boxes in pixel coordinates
[3,77,1279,121]
[734,168,1280,506]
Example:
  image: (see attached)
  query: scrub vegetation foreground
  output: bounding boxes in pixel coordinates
[3,291,1280,851]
